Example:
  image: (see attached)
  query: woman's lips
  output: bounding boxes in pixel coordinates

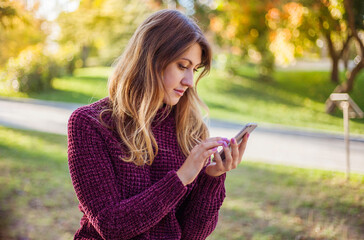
[174,89,185,96]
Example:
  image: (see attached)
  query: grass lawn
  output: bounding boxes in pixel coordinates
[0,66,363,135]
[1,126,364,239]
[198,65,364,135]
[0,126,80,239]
[0,67,112,105]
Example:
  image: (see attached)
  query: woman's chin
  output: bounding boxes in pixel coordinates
[163,96,181,106]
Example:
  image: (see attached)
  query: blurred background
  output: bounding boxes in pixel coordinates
[0,0,364,239]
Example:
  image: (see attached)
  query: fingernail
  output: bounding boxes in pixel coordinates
[217,140,225,144]
[222,137,229,142]
[247,133,250,138]
[223,142,228,147]
[212,147,218,151]
[231,138,236,144]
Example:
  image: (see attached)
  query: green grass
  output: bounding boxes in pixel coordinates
[1,65,364,135]
[198,66,364,135]
[1,126,363,239]
[209,161,364,240]
[0,126,80,239]
[0,67,111,104]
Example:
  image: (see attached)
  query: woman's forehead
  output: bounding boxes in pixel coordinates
[178,43,202,66]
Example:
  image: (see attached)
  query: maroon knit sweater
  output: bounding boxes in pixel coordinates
[67,98,226,240]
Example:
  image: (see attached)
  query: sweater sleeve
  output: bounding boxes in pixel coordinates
[177,167,226,240]
[67,108,187,240]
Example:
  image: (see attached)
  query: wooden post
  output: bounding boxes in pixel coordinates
[341,101,350,181]
[329,93,363,181]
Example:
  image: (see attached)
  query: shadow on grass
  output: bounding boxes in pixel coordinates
[230,70,261,82]
[0,142,66,168]
[351,118,364,125]
[0,127,79,239]
[204,100,238,114]
[271,70,364,109]
[1,127,363,239]
[272,71,335,102]
[207,70,331,109]
[214,162,364,239]
[328,106,364,126]
[220,78,303,108]
[28,88,103,105]
[216,208,302,240]
[232,66,364,108]
[0,208,12,240]
[25,73,108,104]
[74,75,108,81]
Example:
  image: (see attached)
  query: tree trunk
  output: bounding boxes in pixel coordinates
[342,59,364,92]
[258,50,275,81]
[81,45,90,68]
[331,57,340,83]
[342,45,349,71]
[326,0,363,114]
[344,0,364,55]
[325,33,340,83]
[325,60,363,113]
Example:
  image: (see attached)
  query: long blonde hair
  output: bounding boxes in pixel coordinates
[106,9,211,166]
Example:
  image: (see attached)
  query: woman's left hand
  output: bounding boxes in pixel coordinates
[205,133,249,177]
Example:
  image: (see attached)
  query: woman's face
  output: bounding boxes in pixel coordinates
[162,43,202,106]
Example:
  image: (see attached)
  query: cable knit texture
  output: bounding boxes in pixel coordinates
[67,97,226,240]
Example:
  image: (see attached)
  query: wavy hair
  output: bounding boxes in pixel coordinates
[105,9,211,166]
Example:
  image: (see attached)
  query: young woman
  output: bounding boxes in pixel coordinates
[68,9,249,240]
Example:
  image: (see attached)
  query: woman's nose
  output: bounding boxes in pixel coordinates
[181,70,194,87]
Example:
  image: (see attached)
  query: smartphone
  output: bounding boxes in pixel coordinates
[219,123,257,161]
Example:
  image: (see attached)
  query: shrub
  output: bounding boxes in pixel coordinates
[2,43,82,93]
[52,43,81,75]
[4,45,60,92]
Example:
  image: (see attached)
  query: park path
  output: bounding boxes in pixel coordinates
[1,96,364,174]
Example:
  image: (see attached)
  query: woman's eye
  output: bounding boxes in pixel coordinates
[193,68,199,73]
[178,64,188,70]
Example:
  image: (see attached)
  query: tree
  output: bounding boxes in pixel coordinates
[0,0,47,67]
[297,0,354,84]
[325,0,364,113]
[56,0,107,67]
[266,2,316,68]
[205,0,277,80]
[56,0,158,67]
[0,0,19,28]
[341,0,364,92]
[177,1,312,80]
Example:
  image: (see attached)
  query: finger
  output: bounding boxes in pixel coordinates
[199,139,226,152]
[204,147,219,160]
[213,150,224,171]
[221,142,233,171]
[238,133,249,161]
[204,137,230,146]
[213,145,224,162]
[196,148,217,165]
[204,137,225,143]
[204,156,212,166]
[230,138,239,169]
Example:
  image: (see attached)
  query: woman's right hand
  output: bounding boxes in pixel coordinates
[176,137,229,185]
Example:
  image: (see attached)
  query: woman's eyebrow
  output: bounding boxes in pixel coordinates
[181,58,201,67]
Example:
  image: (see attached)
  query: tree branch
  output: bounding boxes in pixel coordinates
[339,34,353,59]
[324,31,337,59]
[344,0,364,56]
